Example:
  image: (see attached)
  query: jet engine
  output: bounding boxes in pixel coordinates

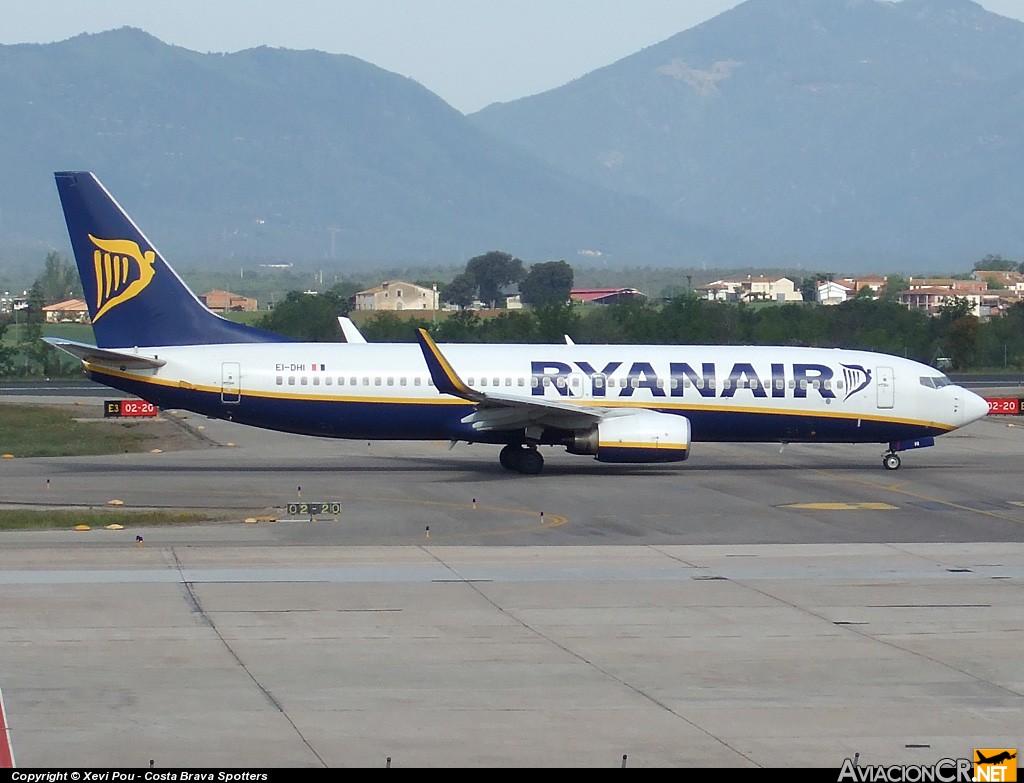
[566,410,691,463]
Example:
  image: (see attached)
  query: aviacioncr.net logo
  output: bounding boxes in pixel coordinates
[88,234,156,322]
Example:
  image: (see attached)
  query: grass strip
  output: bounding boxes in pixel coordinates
[0,509,223,531]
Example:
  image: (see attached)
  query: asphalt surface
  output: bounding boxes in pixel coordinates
[0,395,1022,768]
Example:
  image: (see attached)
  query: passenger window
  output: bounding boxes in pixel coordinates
[374,377,382,386]
[776,380,784,390]
[387,377,394,386]
[400,377,407,386]
[480,378,488,387]
[312,376,320,386]
[276,376,283,385]
[301,377,308,385]
[594,376,605,389]
[288,376,295,386]
[414,377,421,386]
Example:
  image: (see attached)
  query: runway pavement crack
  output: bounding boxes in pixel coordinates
[699,545,1024,701]
[170,548,328,768]
[419,545,760,768]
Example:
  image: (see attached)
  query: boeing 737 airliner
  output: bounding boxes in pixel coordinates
[47,171,989,474]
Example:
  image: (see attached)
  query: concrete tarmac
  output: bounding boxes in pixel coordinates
[1,407,1023,768]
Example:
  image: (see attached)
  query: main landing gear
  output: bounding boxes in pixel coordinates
[882,451,901,471]
[499,444,544,475]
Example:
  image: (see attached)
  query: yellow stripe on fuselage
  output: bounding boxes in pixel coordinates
[83,363,956,432]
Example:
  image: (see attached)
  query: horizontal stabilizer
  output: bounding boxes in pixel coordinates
[44,338,166,369]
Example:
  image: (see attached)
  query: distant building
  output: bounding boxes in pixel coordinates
[570,287,646,305]
[747,276,803,302]
[355,280,439,311]
[42,298,90,323]
[201,290,258,312]
[840,274,887,297]
[817,281,854,306]
[900,277,991,318]
[973,270,1024,295]
[697,277,802,303]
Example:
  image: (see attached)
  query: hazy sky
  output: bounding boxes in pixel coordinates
[3,1,1023,113]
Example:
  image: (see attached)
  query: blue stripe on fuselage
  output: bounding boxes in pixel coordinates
[94,372,947,445]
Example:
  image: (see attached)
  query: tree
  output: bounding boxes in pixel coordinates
[532,302,581,343]
[256,289,352,341]
[19,282,52,375]
[937,295,973,323]
[465,251,525,308]
[879,274,908,302]
[35,251,82,305]
[799,272,833,303]
[519,260,574,307]
[442,271,477,309]
[944,316,979,370]
[0,317,18,375]
[973,254,1015,272]
[324,280,365,314]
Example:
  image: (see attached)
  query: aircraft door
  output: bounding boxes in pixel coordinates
[876,366,894,409]
[221,362,241,404]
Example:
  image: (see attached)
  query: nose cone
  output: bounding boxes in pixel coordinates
[962,389,990,424]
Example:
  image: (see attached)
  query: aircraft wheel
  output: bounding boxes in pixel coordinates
[883,453,901,471]
[516,448,544,475]
[499,444,521,471]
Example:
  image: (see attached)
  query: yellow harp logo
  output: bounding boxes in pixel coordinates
[88,234,156,322]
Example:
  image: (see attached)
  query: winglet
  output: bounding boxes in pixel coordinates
[338,316,367,344]
[415,328,479,401]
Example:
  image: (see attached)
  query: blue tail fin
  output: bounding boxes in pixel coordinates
[54,171,286,348]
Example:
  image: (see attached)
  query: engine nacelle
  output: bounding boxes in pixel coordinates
[567,410,691,463]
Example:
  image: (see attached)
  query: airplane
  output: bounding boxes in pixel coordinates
[47,171,990,475]
[976,751,1016,765]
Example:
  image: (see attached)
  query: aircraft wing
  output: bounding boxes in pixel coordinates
[415,328,603,432]
[44,338,167,369]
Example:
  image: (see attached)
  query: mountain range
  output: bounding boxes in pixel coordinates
[1,0,1022,274]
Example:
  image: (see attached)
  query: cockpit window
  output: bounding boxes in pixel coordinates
[920,376,952,389]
